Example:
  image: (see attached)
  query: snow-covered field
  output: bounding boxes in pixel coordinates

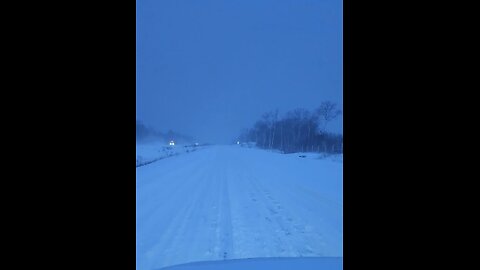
[136,145,343,270]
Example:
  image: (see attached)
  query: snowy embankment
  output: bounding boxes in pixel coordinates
[287,152,343,163]
[136,142,206,167]
[137,145,342,270]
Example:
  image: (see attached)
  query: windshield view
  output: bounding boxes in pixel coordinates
[136,0,343,269]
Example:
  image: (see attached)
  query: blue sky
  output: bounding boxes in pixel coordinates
[137,0,342,143]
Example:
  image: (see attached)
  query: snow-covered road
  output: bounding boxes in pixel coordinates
[136,145,343,270]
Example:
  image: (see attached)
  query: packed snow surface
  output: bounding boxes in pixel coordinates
[137,145,343,270]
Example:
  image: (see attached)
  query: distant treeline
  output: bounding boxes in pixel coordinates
[136,120,193,144]
[238,101,343,154]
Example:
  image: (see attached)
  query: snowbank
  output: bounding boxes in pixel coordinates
[136,142,206,167]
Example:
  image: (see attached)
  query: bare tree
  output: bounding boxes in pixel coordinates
[242,102,343,154]
[261,109,279,149]
[316,101,342,132]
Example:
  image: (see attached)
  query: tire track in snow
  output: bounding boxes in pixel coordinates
[245,173,326,257]
[227,149,311,257]
[137,145,342,270]
[246,175,301,256]
[143,168,207,269]
[139,151,218,269]
[217,170,234,260]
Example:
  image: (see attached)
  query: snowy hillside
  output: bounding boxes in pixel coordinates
[136,145,343,270]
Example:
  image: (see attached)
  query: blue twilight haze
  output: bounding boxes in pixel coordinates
[137,0,342,143]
